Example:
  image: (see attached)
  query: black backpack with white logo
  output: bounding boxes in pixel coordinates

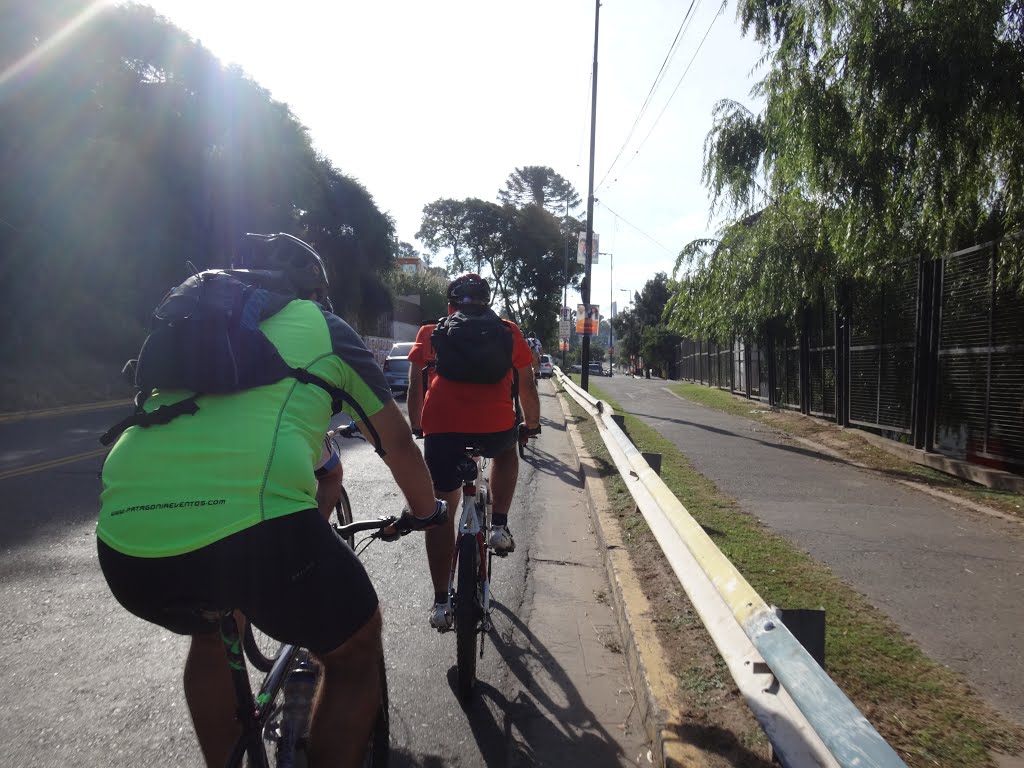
[429,308,514,384]
[100,269,381,451]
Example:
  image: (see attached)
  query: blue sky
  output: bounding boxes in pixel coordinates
[139,0,765,315]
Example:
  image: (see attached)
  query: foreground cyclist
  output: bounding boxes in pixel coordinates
[97,234,446,768]
[407,273,541,630]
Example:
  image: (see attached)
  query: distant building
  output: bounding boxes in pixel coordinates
[398,255,423,275]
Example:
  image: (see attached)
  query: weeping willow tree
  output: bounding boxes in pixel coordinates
[668,0,1024,339]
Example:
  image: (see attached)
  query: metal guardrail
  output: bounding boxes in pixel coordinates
[555,367,907,768]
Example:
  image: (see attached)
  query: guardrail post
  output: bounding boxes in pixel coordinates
[777,608,826,669]
[610,414,626,432]
[641,452,662,476]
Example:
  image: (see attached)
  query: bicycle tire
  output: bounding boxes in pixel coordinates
[455,533,479,704]
[518,440,526,459]
[331,487,355,549]
[243,619,282,675]
[360,655,390,768]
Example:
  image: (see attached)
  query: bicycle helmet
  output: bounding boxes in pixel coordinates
[447,273,491,306]
[235,232,332,311]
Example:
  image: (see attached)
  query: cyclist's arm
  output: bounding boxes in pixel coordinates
[408,360,424,433]
[518,364,541,429]
[406,325,432,434]
[358,401,437,519]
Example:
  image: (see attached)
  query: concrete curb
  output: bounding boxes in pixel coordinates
[555,388,708,768]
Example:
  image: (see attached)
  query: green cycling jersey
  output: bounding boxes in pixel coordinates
[97,299,391,558]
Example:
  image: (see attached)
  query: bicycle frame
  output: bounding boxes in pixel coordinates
[222,515,397,767]
[222,613,301,768]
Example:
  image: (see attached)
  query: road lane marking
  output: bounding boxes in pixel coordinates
[0,447,108,481]
[0,400,130,424]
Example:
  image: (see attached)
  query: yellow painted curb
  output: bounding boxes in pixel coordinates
[556,389,707,768]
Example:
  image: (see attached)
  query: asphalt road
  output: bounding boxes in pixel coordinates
[0,385,647,767]
[593,374,1024,727]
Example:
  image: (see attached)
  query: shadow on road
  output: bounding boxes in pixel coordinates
[443,599,639,767]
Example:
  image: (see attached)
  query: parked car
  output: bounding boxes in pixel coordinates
[538,354,554,378]
[382,342,415,398]
[588,362,609,377]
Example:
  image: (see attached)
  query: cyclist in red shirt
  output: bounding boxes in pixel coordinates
[407,274,541,630]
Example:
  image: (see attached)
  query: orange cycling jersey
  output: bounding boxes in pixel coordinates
[409,320,534,435]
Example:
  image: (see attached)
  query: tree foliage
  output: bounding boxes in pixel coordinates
[0,2,397,406]
[669,0,1024,341]
[417,170,585,347]
[613,272,679,373]
[497,166,582,215]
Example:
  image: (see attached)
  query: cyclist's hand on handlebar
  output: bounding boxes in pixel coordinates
[379,499,447,541]
[519,425,541,445]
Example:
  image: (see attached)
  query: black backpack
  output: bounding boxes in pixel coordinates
[101,269,381,451]
[429,308,514,384]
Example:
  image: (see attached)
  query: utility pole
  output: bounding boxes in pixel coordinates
[580,0,600,392]
[562,195,569,370]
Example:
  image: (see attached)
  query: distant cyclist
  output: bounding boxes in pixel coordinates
[525,333,543,378]
[407,273,541,631]
[97,233,446,768]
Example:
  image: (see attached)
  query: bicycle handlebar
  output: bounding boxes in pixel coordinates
[333,515,399,539]
[330,422,364,441]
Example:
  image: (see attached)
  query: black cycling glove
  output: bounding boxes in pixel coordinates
[379,500,448,541]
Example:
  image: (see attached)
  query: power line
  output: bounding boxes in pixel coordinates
[613,0,726,182]
[594,0,701,192]
[594,198,675,255]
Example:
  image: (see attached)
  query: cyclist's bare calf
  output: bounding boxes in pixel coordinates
[185,625,243,767]
[309,608,384,768]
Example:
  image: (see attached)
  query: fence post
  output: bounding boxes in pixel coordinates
[913,254,935,449]
[800,306,811,415]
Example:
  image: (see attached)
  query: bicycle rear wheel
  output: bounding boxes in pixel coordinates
[454,533,480,704]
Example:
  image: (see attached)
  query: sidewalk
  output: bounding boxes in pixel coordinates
[600,377,1024,727]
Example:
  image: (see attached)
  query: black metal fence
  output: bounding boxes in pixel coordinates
[675,235,1024,474]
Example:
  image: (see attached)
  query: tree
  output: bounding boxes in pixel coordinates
[497,166,582,215]
[704,0,1024,280]
[666,0,1024,343]
[418,170,586,344]
[641,325,682,378]
[0,1,400,407]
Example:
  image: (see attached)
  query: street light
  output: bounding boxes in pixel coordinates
[599,252,613,373]
[618,288,632,374]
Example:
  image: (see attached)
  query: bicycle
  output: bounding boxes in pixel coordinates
[446,441,503,705]
[223,423,410,767]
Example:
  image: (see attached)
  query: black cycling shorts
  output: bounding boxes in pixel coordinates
[424,426,519,493]
[97,508,378,654]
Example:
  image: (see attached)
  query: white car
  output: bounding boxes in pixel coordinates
[538,354,554,378]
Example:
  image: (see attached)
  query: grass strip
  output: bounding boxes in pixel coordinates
[564,374,1024,768]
